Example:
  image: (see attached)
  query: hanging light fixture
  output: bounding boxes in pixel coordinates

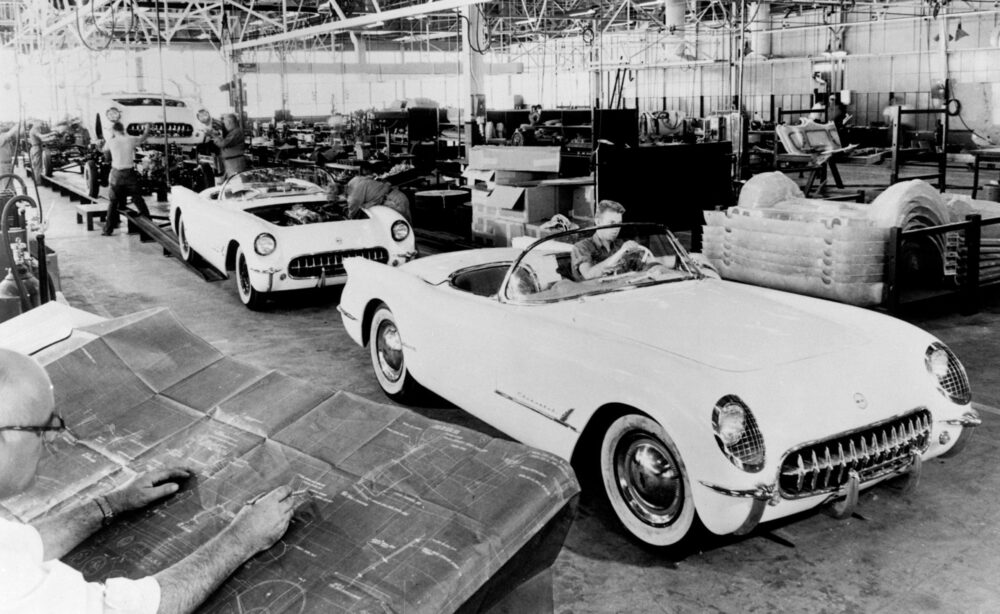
[954,21,969,41]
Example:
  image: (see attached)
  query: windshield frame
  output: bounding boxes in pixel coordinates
[218,166,335,202]
[498,222,702,305]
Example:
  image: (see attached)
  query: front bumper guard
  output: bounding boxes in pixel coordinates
[699,481,779,536]
[939,409,982,459]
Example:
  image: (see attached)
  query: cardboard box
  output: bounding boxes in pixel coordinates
[524,222,564,240]
[488,184,573,224]
[493,170,559,185]
[472,214,526,247]
[462,168,496,188]
[468,146,561,173]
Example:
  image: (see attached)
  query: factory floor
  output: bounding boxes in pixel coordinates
[21,164,1000,613]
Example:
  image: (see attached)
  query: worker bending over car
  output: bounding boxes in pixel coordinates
[344,175,411,222]
[571,200,652,280]
[0,348,298,614]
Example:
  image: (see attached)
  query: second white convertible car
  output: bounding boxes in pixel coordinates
[170,167,417,309]
[338,223,980,547]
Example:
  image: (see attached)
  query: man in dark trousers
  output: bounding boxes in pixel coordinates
[101,121,151,236]
[212,113,247,179]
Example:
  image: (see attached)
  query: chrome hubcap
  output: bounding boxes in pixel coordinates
[614,434,682,527]
[376,321,404,383]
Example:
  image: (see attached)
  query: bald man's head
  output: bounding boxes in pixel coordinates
[0,350,55,499]
[0,349,54,427]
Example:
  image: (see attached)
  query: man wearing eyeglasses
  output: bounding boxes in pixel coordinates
[0,349,298,614]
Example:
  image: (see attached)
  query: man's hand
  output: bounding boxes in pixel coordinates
[230,485,297,554]
[106,467,193,514]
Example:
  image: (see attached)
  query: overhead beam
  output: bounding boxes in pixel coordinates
[229,0,486,51]
[238,61,523,75]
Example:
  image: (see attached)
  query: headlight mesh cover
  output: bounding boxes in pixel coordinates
[926,343,972,405]
[713,395,765,472]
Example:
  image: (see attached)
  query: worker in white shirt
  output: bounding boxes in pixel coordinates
[0,348,298,614]
[101,122,152,236]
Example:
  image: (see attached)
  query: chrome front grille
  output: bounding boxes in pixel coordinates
[779,409,931,499]
[127,123,194,137]
[288,248,389,279]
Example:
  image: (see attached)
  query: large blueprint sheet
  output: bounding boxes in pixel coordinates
[4,308,580,613]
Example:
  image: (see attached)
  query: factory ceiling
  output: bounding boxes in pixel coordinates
[1,0,993,55]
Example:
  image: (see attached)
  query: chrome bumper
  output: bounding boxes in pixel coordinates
[699,482,779,536]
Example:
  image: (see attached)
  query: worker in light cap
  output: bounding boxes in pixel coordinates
[0,348,300,614]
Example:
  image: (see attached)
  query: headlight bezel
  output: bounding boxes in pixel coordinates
[253,232,277,256]
[196,109,212,125]
[106,107,121,123]
[924,342,972,405]
[711,395,765,473]
[391,220,411,242]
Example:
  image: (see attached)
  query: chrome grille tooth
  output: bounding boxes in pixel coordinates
[848,439,857,470]
[834,442,846,485]
[807,450,819,492]
[821,447,833,489]
[795,454,805,492]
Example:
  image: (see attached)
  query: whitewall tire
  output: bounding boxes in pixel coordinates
[369,304,423,403]
[176,213,197,264]
[600,413,696,547]
[235,245,267,310]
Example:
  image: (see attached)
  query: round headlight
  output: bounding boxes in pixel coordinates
[197,109,211,124]
[716,402,746,445]
[712,395,764,472]
[391,220,410,242]
[106,107,121,122]
[927,347,950,378]
[254,233,276,256]
[925,342,971,404]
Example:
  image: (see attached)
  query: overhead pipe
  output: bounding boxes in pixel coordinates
[229,0,488,51]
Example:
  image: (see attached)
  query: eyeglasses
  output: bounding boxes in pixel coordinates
[0,414,68,442]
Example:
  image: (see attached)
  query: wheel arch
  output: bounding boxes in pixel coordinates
[571,402,654,473]
[225,240,241,271]
[360,298,389,347]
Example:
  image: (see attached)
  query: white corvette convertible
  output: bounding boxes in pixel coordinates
[338,223,980,547]
[170,167,417,309]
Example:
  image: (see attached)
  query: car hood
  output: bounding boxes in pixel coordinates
[569,280,871,372]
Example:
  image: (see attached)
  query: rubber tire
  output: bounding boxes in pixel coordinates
[599,414,696,547]
[235,245,267,310]
[84,160,99,198]
[42,150,53,177]
[368,304,424,403]
[175,212,199,264]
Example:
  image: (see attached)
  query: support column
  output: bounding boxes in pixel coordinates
[463,4,486,157]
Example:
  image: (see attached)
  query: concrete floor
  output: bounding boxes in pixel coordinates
[23,166,1000,613]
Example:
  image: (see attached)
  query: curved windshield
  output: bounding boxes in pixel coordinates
[220,167,334,201]
[502,223,701,303]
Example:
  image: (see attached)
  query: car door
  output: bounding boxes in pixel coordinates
[490,298,596,455]
[393,277,509,415]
